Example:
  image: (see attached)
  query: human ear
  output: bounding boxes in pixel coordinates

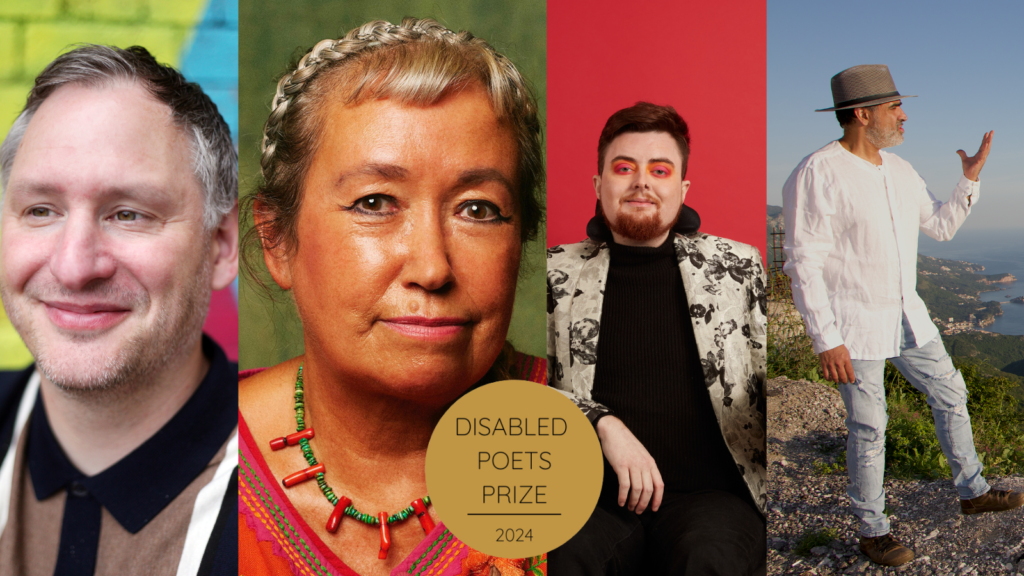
[209,203,240,291]
[593,174,602,200]
[856,107,871,126]
[253,199,293,291]
[679,180,691,205]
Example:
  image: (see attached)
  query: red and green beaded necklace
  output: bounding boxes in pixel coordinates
[270,364,435,560]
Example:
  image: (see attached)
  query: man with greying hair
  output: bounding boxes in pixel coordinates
[783,64,1021,568]
[0,45,237,575]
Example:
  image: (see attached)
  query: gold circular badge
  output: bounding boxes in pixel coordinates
[425,380,603,558]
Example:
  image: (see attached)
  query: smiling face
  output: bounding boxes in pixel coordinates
[263,84,521,405]
[0,83,217,391]
[593,131,691,247]
[864,100,906,148]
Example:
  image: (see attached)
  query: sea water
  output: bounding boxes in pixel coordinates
[919,228,1024,336]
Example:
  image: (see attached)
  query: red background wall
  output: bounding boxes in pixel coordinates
[546,0,766,262]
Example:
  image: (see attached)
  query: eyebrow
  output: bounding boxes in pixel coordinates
[336,164,514,193]
[453,168,515,194]
[336,163,411,187]
[889,101,903,108]
[609,155,675,167]
[6,181,174,204]
[5,181,63,198]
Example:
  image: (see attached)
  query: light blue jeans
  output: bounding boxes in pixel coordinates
[841,323,990,537]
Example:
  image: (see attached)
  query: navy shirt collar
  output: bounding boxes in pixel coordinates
[27,335,238,533]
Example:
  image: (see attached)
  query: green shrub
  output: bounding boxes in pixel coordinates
[794,527,839,556]
[767,272,827,383]
[882,361,1024,477]
[812,458,846,476]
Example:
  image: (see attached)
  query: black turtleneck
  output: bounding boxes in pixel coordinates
[591,236,749,499]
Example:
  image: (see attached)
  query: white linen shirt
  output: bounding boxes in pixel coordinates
[782,140,978,360]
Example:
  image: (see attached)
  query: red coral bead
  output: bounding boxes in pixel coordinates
[269,429,315,451]
[378,512,391,560]
[281,463,325,487]
[411,498,435,534]
[326,496,352,533]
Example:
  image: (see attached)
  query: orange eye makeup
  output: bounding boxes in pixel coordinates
[648,163,673,178]
[612,160,637,174]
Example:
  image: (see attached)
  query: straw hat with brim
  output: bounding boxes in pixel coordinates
[815,64,916,112]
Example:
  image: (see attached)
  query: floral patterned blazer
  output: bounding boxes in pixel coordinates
[546,232,768,515]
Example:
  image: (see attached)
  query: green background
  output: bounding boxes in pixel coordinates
[238,0,547,369]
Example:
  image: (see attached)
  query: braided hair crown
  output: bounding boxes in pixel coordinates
[260,18,527,182]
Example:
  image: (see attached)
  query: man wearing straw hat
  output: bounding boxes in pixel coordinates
[782,64,1022,567]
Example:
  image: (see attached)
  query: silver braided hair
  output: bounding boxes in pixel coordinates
[243,18,543,288]
[0,45,236,231]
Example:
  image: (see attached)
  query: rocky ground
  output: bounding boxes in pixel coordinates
[767,376,1024,575]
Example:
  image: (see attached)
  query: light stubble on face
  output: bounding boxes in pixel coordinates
[0,242,212,398]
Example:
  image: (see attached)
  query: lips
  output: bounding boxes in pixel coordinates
[43,301,132,332]
[381,316,469,340]
[621,194,660,209]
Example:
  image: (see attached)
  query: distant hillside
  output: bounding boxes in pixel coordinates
[918,255,1004,325]
[944,332,1024,379]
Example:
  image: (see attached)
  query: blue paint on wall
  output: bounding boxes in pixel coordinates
[180,0,239,142]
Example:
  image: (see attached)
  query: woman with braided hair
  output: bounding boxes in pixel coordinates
[237,18,547,576]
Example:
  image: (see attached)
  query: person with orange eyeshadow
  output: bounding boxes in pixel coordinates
[547,102,767,574]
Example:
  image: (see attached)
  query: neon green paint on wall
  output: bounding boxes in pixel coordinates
[149,0,209,25]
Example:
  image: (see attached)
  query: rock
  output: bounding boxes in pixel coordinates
[766,376,1024,576]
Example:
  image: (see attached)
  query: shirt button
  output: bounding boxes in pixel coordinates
[69,481,88,498]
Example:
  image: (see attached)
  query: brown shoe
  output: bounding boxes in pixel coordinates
[961,489,1024,515]
[859,534,915,566]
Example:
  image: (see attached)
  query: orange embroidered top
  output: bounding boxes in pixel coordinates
[238,354,548,576]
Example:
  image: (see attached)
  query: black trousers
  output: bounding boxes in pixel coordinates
[550,488,766,575]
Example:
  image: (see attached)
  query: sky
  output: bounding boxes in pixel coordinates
[768,1,1024,232]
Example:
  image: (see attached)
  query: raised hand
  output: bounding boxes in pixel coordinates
[956,130,993,182]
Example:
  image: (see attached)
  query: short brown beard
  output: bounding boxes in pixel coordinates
[599,195,682,243]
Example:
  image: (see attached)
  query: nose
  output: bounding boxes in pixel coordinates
[399,212,455,292]
[632,168,651,190]
[49,216,116,291]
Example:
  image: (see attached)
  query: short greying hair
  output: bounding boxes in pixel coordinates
[0,44,236,230]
